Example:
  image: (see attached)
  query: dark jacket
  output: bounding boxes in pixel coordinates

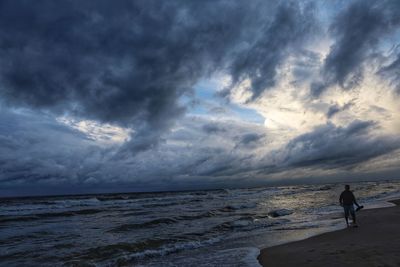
[339,190,356,205]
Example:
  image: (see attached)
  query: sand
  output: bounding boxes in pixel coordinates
[258,200,400,267]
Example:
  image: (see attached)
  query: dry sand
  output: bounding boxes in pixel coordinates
[258,200,400,267]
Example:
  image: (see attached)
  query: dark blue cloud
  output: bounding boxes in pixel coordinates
[283,120,400,168]
[311,0,400,96]
[227,1,317,100]
[378,52,400,93]
[0,0,318,149]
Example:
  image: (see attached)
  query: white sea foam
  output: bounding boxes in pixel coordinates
[241,247,263,267]
[206,247,262,267]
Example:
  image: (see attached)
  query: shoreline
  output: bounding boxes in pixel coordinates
[257,199,400,267]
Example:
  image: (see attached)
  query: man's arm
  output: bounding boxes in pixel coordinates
[339,192,343,206]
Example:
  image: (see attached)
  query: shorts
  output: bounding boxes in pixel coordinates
[343,204,355,217]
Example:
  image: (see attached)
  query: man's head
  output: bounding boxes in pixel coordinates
[345,184,350,191]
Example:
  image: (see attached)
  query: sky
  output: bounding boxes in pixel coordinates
[1,0,400,197]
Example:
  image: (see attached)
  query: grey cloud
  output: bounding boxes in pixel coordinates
[161,117,268,177]
[237,133,265,147]
[378,52,400,93]
[312,0,400,96]
[326,105,341,119]
[2,109,400,196]
[326,101,353,118]
[227,1,317,100]
[0,0,243,152]
[282,120,400,168]
[291,50,321,84]
[0,110,262,192]
[0,0,319,152]
[0,109,185,192]
[0,110,96,186]
[202,123,226,134]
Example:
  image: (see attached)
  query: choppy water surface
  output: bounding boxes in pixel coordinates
[1,180,400,266]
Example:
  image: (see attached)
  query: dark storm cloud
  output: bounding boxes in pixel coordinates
[0,0,234,151]
[3,0,400,197]
[0,109,263,194]
[159,117,268,177]
[282,120,400,168]
[311,0,400,96]
[227,1,317,100]
[0,109,94,185]
[0,0,318,152]
[0,109,169,192]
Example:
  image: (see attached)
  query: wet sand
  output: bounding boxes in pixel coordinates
[258,200,400,267]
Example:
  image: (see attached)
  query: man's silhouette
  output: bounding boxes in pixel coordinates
[339,185,362,227]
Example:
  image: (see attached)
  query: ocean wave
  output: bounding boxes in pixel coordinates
[0,198,103,217]
[74,235,223,265]
[142,202,183,208]
[96,195,131,201]
[176,210,217,221]
[318,185,332,191]
[0,208,103,223]
[219,203,258,212]
[94,194,207,210]
[111,210,221,232]
[267,209,293,218]
[212,216,287,233]
[108,218,178,232]
[120,210,152,217]
[52,198,100,207]
[74,239,170,261]
[113,236,224,265]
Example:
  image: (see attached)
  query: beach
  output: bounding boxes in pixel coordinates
[2,182,400,266]
[258,200,400,267]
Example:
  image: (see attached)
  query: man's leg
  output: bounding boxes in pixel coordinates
[351,212,356,224]
[344,206,350,226]
[350,206,356,225]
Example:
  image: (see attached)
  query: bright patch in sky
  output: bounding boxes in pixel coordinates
[189,77,265,124]
[57,117,131,145]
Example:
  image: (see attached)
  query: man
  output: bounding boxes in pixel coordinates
[339,185,362,227]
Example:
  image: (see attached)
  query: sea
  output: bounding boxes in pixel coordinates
[1,180,400,267]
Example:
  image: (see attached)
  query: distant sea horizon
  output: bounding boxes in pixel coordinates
[2,177,399,199]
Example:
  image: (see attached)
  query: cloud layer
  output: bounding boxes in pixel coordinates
[1,0,400,196]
